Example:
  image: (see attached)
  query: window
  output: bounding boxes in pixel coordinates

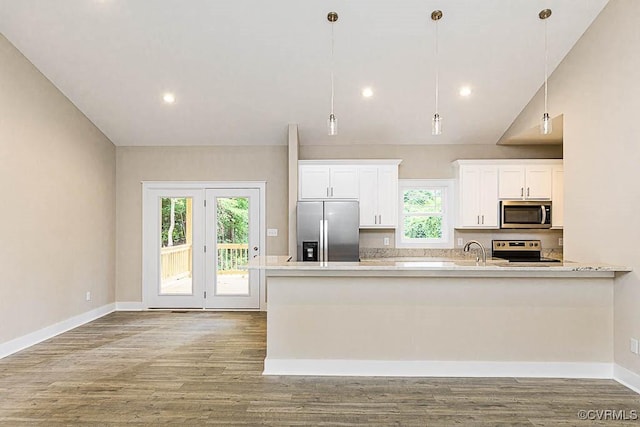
[397,179,454,248]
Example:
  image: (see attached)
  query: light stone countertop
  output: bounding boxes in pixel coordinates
[248,256,631,278]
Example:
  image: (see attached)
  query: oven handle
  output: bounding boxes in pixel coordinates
[541,206,547,225]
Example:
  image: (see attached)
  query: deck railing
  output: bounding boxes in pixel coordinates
[217,243,249,275]
[160,243,248,279]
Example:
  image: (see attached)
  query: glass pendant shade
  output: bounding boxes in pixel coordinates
[328,114,338,136]
[540,112,552,135]
[432,113,442,135]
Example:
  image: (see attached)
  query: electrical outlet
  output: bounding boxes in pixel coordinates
[267,228,278,237]
[383,237,390,246]
[85,291,91,301]
[631,338,639,355]
[457,238,464,247]
[559,238,563,247]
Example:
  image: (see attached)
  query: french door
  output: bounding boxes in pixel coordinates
[205,189,260,309]
[143,184,263,309]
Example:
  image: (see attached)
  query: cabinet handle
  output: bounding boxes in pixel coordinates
[482,215,485,224]
[378,214,382,224]
[527,187,530,198]
[374,214,377,224]
[521,187,524,197]
[331,187,334,197]
[326,187,329,197]
[477,215,480,225]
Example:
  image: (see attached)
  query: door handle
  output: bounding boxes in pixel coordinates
[253,246,259,251]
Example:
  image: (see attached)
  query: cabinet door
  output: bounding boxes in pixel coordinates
[358,167,379,227]
[376,166,398,227]
[479,167,499,227]
[459,166,481,227]
[552,167,563,228]
[499,166,526,199]
[330,167,359,199]
[525,166,552,199]
[299,166,330,199]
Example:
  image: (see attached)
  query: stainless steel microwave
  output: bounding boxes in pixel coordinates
[500,201,552,229]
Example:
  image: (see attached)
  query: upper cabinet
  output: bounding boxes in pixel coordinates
[457,165,499,228]
[498,165,552,200]
[299,165,359,199]
[359,165,398,228]
[298,160,401,228]
[454,159,562,229]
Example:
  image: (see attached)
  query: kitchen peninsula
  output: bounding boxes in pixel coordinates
[251,257,630,378]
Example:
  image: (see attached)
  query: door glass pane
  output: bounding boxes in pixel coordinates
[160,197,193,295]
[216,197,249,295]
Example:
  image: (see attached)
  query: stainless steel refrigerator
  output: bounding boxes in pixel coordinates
[297,201,359,262]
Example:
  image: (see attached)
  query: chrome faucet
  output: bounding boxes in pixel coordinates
[463,240,487,265]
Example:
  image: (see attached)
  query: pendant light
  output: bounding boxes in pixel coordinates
[539,8,552,135]
[431,10,443,135]
[327,11,338,136]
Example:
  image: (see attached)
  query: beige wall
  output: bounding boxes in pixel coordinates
[115,146,288,302]
[300,144,562,179]
[504,0,640,373]
[303,144,562,249]
[0,35,115,344]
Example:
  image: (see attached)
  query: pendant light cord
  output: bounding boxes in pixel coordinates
[330,21,335,116]
[434,19,439,114]
[544,18,548,114]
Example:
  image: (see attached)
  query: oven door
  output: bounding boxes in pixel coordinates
[501,201,551,229]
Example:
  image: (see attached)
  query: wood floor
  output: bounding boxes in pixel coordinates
[0,312,638,426]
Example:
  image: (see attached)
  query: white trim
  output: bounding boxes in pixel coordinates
[299,159,402,166]
[115,301,145,311]
[0,303,115,360]
[142,181,267,190]
[614,364,640,394]
[453,159,563,167]
[264,359,613,379]
[396,179,455,249]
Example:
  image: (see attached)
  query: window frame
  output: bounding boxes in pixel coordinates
[396,179,454,249]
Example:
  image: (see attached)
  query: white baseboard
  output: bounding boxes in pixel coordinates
[614,364,640,394]
[263,359,613,379]
[0,303,115,359]
[115,301,145,311]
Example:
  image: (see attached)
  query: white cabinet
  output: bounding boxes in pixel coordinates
[552,166,564,228]
[359,165,398,228]
[298,165,359,200]
[499,165,552,200]
[458,165,499,228]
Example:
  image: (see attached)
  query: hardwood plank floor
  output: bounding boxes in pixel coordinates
[0,311,638,426]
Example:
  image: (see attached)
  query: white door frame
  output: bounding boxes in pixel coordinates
[142,181,266,310]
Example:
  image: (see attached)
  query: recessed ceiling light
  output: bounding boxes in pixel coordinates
[163,93,175,104]
[362,87,374,98]
[459,86,472,97]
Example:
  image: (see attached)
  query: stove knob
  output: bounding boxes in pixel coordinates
[529,242,534,247]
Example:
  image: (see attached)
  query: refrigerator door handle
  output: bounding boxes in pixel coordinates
[323,219,329,261]
[319,220,324,262]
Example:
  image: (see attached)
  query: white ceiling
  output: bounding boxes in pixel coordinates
[0,0,608,146]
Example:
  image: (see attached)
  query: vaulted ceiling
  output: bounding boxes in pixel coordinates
[0,0,608,146]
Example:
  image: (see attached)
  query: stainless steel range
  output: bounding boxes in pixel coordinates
[492,240,561,263]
